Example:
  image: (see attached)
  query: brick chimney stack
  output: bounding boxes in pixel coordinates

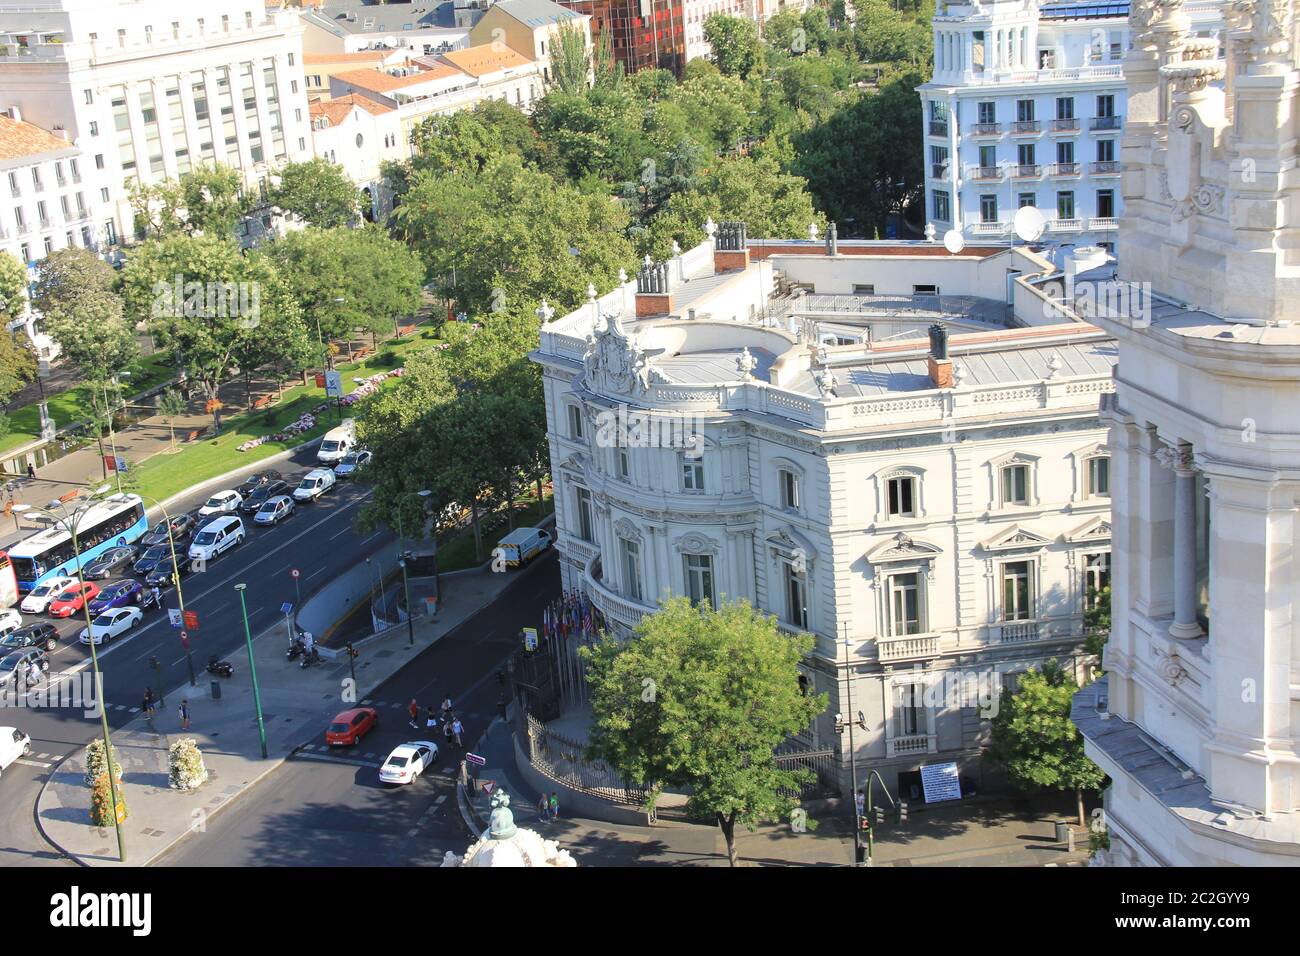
[927,323,953,388]
[713,220,750,272]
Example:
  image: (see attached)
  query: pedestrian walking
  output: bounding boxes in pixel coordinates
[151,585,162,609]
[443,719,454,745]
[141,688,155,718]
[26,462,35,479]
[425,706,438,736]
[178,699,191,730]
[538,793,550,823]
[408,698,419,730]
[548,792,559,821]
[451,717,464,748]
[440,696,452,720]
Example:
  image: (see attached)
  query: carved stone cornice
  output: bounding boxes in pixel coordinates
[1155,443,1197,475]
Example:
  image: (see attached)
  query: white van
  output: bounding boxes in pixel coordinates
[293,468,336,502]
[188,516,246,563]
[317,419,356,464]
[495,528,552,568]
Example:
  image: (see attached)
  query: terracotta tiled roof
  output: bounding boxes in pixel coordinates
[333,64,464,94]
[309,93,395,125]
[0,115,73,163]
[440,44,532,77]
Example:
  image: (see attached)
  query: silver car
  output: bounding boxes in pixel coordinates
[333,449,372,479]
[254,495,295,526]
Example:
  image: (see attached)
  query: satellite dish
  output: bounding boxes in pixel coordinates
[1013,206,1047,242]
[942,229,965,254]
[384,36,397,48]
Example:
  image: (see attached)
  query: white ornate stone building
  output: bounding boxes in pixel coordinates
[1072,0,1300,866]
[921,0,1220,259]
[533,224,1116,797]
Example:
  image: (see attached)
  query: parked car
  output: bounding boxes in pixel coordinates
[144,559,194,590]
[0,608,22,637]
[379,741,438,785]
[132,545,173,576]
[333,449,372,479]
[240,479,290,514]
[19,576,76,614]
[253,495,295,527]
[48,582,101,618]
[83,546,138,580]
[292,468,336,503]
[0,727,32,779]
[188,516,245,563]
[197,490,242,518]
[88,580,144,615]
[325,707,379,746]
[140,513,197,548]
[1,623,59,652]
[236,470,283,498]
[78,607,144,645]
[495,528,552,568]
[0,648,48,690]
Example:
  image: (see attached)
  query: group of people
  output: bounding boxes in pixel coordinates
[139,689,190,729]
[408,696,463,748]
[537,791,560,823]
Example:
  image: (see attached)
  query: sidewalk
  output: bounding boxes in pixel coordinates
[35,565,528,867]
[461,717,1095,867]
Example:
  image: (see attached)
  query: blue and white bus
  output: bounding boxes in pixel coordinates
[2,494,148,593]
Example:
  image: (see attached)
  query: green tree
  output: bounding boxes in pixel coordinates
[157,388,188,449]
[989,660,1105,826]
[30,247,117,320]
[0,249,29,322]
[0,332,35,405]
[583,597,827,866]
[1083,585,1112,662]
[130,164,249,239]
[41,293,138,398]
[548,19,592,93]
[704,14,765,79]
[271,157,360,228]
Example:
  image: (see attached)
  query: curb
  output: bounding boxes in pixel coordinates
[31,747,90,868]
[151,435,325,520]
[440,511,557,578]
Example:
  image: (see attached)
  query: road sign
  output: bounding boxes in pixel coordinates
[168,609,183,629]
[324,370,342,397]
[280,601,294,615]
[465,753,486,767]
[183,609,199,630]
[480,780,496,796]
[115,457,128,473]
[179,630,190,649]
[291,568,300,579]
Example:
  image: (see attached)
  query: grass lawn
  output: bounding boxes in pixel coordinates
[125,330,447,504]
[0,352,178,454]
[435,490,554,573]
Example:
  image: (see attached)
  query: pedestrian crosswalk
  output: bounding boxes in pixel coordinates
[14,750,60,769]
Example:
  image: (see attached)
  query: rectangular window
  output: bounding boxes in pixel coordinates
[932,190,950,222]
[1016,99,1035,122]
[618,448,629,480]
[1096,139,1116,162]
[684,554,715,607]
[785,563,808,630]
[894,683,924,736]
[980,194,998,223]
[780,470,800,510]
[1096,189,1115,219]
[1085,553,1111,607]
[1056,140,1074,164]
[567,405,583,440]
[1017,143,1036,165]
[575,488,593,542]
[1055,96,1074,120]
[682,459,705,492]
[1018,192,1036,208]
[1001,561,1034,620]
[6,172,16,197]
[1001,464,1029,505]
[1097,94,1115,118]
[888,572,923,636]
[887,476,916,517]
[977,101,996,124]
[978,144,996,168]
[620,538,643,602]
[1088,456,1110,497]
[1057,191,1075,219]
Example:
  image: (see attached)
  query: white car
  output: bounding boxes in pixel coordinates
[0,727,32,779]
[78,606,144,645]
[19,578,75,615]
[0,607,22,637]
[198,490,242,517]
[378,741,439,785]
[253,495,295,526]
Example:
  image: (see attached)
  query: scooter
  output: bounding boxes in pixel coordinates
[206,655,234,678]
[287,637,305,661]
[299,646,321,669]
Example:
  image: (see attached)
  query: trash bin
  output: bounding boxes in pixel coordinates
[210,680,222,700]
[1054,820,1070,843]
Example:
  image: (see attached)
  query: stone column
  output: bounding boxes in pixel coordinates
[1163,443,1204,638]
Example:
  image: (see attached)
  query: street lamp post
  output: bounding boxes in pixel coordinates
[234,583,268,759]
[14,487,127,862]
[137,493,195,686]
[394,490,431,647]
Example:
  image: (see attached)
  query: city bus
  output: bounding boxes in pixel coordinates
[1,494,148,594]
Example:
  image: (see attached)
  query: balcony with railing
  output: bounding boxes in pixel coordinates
[1010,120,1041,135]
[969,122,1001,136]
[886,733,938,758]
[1050,162,1081,177]
[877,633,942,663]
[930,162,950,180]
[1090,161,1120,175]
[994,619,1042,643]
[970,221,1009,236]
[929,120,950,137]
[584,556,656,632]
[1090,216,1118,230]
[970,165,1003,181]
[1050,118,1080,133]
[1012,164,1042,179]
[1048,218,1083,232]
[1090,116,1122,131]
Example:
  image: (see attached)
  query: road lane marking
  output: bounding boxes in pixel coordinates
[15,758,52,768]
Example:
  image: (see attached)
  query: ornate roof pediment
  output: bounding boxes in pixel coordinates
[1065,516,1112,544]
[867,531,942,565]
[980,524,1052,553]
[766,527,819,563]
[582,311,666,397]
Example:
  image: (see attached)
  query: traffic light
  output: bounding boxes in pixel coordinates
[875,805,885,826]
[345,643,358,660]
[898,800,909,824]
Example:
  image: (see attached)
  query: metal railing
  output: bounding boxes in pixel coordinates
[1091,161,1120,174]
[1091,116,1122,130]
[774,742,840,799]
[1013,164,1042,177]
[1011,120,1041,133]
[1050,118,1079,132]
[970,122,1001,135]
[929,120,950,137]
[971,165,1002,180]
[521,712,649,806]
[1051,162,1080,176]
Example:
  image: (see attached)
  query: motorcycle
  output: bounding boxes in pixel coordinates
[299,646,321,669]
[287,637,305,661]
[206,655,234,678]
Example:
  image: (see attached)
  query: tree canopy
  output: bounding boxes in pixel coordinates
[271,158,361,228]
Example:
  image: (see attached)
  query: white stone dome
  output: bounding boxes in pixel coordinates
[440,791,577,868]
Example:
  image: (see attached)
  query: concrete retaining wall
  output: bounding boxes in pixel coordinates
[296,538,401,641]
[511,731,654,827]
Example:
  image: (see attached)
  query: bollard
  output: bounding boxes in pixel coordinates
[1054,820,1069,844]
[210,680,222,700]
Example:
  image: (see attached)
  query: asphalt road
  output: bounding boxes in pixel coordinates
[0,448,393,867]
[157,550,559,867]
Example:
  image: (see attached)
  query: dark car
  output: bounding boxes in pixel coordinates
[236,470,283,498]
[88,580,144,615]
[145,559,193,590]
[83,545,138,580]
[140,513,197,548]
[0,622,59,652]
[132,545,172,576]
[0,647,49,690]
[240,479,291,514]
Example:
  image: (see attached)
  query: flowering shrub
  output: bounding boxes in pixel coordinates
[237,412,319,452]
[167,738,209,791]
[235,366,404,450]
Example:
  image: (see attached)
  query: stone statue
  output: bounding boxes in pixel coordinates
[735,347,758,381]
[487,789,518,840]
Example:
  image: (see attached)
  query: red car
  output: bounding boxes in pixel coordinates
[48,581,102,618]
[326,707,379,746]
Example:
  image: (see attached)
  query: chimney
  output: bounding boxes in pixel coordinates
[713,219,750,273]
[635,258,673,317]
[927,323,953,388]
[6,106,21,123]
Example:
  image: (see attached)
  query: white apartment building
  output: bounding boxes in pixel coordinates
[1073,0,1300,866]
[0,0,316,243]
[0,111,105,358]
[533,224,1115,797]
[920,0,1220,260]
[307,93,403,220]
[301,2,468,57]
